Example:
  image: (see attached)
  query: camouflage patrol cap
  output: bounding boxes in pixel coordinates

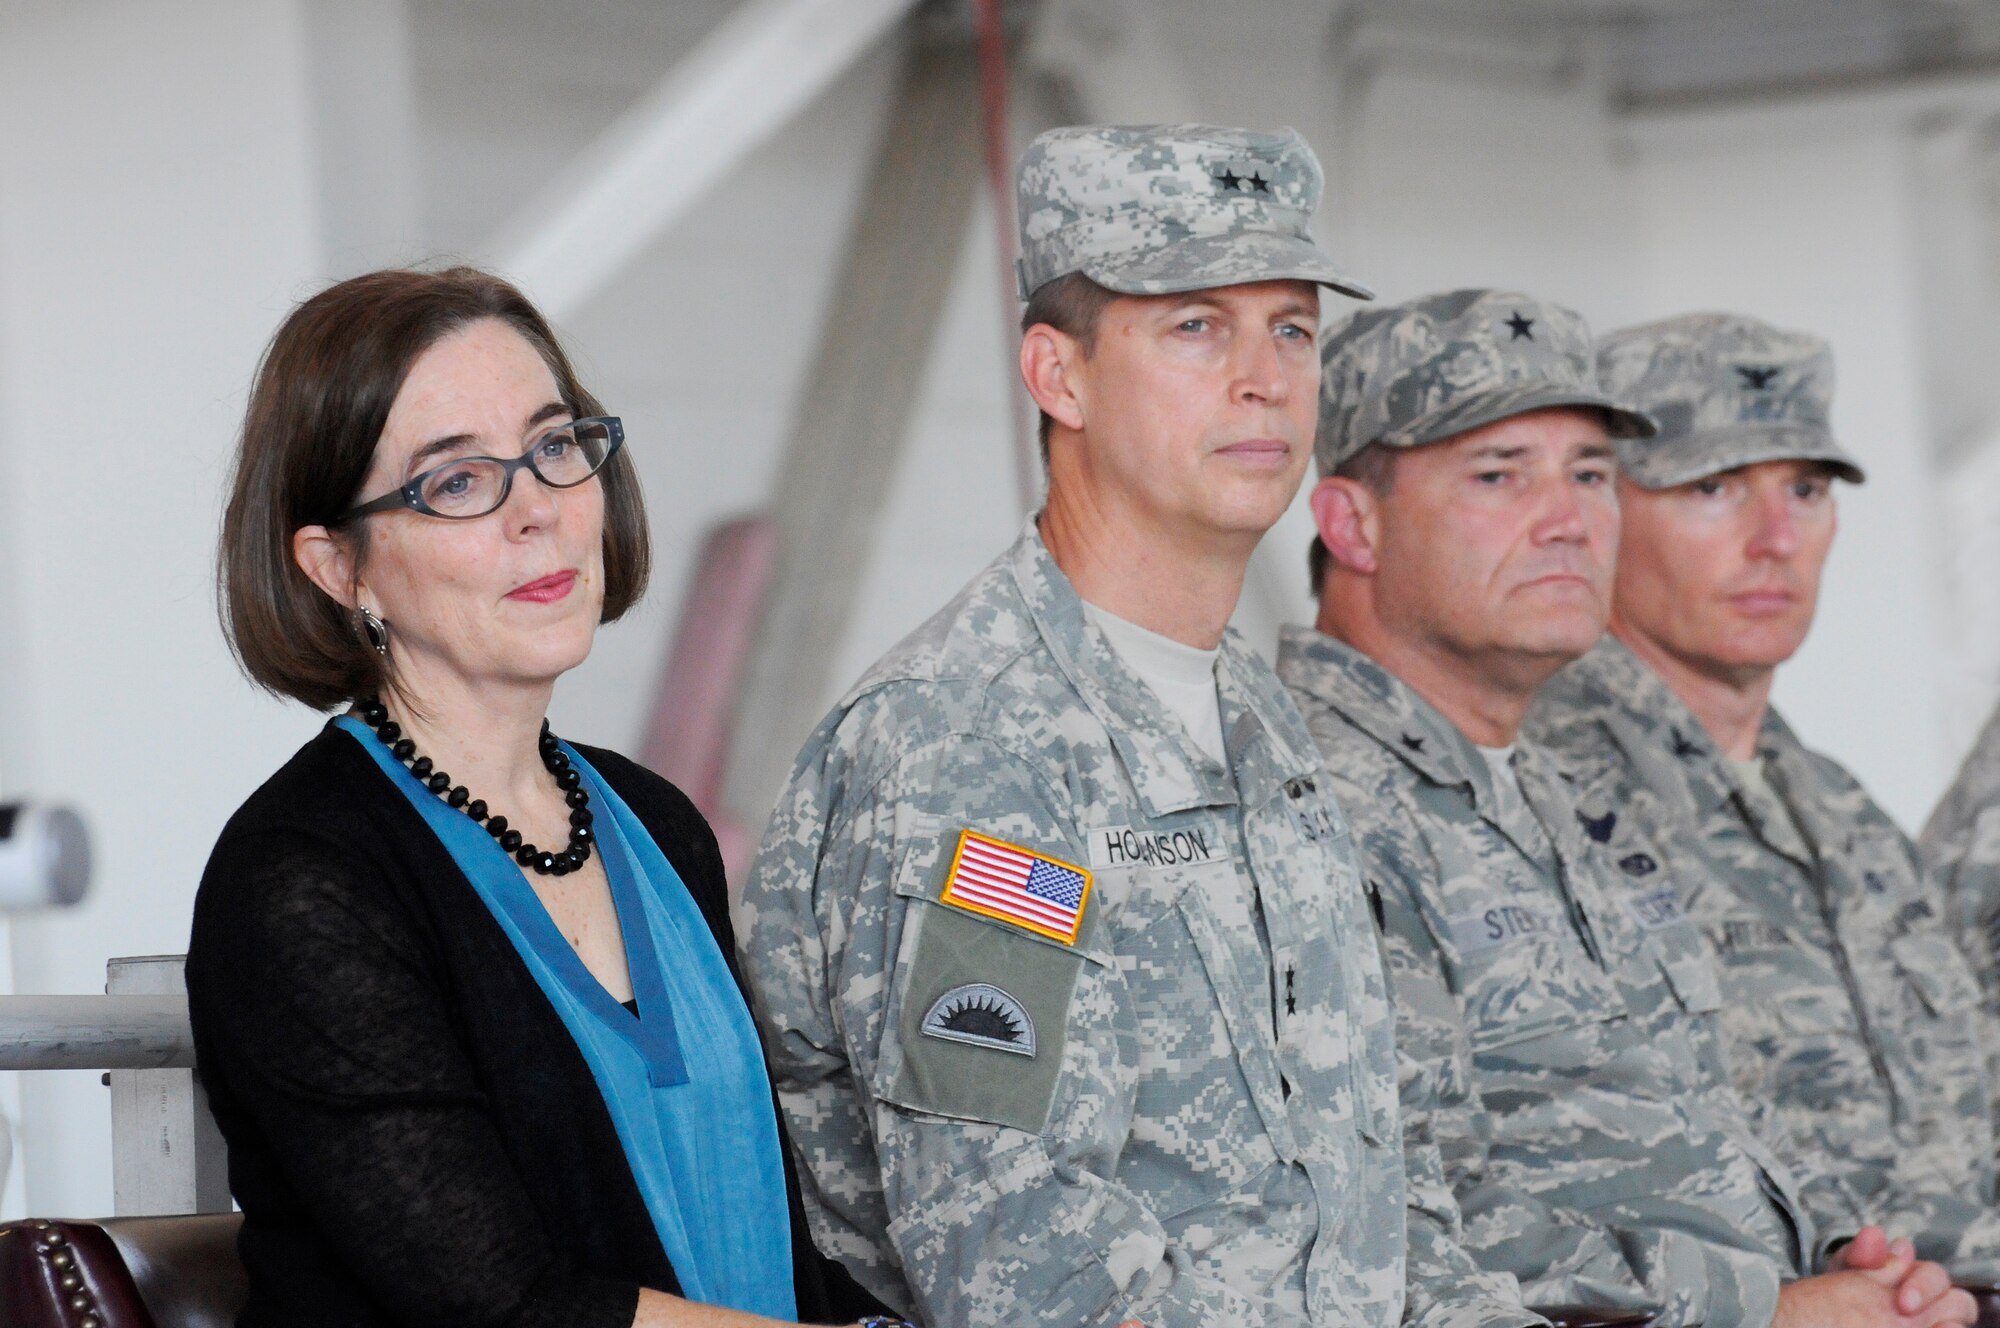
[1014,124,1371,301]
[1597,312,1865,488]
[1316,288,1654,474]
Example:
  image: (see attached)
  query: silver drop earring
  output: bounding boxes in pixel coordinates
[357,605,391,656]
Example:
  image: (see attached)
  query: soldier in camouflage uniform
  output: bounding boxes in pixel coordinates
[1922,703,2000,1027]
[1286,289,1975,1328]
[1526,313,2000,1283]
[737,127,1534,1328]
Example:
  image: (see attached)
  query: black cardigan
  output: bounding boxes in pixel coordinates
[186,723,882,1328]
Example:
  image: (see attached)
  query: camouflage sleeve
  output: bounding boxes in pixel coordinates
[745,728,1312,1328]
[1926,806,2000,1161]
[1921,702,2000,867]
[1816,748,2000,1179]
[737,732,911,1315]
[1360,840,1781,1328]
[1929,806,2000,1017]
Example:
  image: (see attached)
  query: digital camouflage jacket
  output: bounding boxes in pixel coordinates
[738,526,1535,1328]
[1280,627,1814,1328]
[1531,637,2000,1276]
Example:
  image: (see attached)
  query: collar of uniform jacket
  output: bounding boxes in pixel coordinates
[1276,625,1598,878]
[1748,708,1847,868]
[1273,625,1505,803]
[1566,635,1813,837]
[1006,518,1324,819]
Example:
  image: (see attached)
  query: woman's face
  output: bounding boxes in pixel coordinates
[349,318,607,700]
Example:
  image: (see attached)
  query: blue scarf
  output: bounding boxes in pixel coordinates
[337,717,796,1319]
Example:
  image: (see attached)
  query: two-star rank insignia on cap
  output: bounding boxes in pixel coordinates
[1211,166,1274,197]
[941,830,1093,945]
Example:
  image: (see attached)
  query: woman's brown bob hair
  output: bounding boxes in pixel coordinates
[218,266,650,711]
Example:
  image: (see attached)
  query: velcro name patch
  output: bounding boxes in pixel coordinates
[1087,824,1218,870]
[1448,902,1561,957]
[1709,918,1794,957]
[1622,885,1685,930]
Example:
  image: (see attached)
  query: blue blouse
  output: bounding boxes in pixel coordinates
[337,717,795,1319]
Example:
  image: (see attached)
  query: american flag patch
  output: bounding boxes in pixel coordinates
[940,830,1094,945]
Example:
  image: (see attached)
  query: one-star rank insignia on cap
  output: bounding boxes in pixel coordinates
[920,983,1037,1057]
[940,830,1093,945]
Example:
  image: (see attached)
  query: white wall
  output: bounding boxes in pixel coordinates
[0,0,329,1217]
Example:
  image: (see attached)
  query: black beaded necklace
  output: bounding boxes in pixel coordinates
[357,696,595,876]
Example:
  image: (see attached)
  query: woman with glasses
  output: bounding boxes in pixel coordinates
[189,267,897,1328]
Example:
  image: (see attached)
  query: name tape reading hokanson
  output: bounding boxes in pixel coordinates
[940,829,1094,945]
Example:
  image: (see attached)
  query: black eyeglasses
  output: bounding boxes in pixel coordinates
[338,416,625,523]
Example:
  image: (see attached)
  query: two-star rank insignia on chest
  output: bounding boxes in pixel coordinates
[941,830,1094,945]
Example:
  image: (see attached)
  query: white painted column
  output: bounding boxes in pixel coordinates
[0,1,334,1216]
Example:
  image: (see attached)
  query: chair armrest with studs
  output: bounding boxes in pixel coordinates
[0,1218,155,1328]
[0,1213,246,1328]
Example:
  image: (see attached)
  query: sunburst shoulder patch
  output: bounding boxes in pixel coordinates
[919,982,1037,1057]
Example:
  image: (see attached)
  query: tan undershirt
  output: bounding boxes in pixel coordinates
[1083,601,1226,766]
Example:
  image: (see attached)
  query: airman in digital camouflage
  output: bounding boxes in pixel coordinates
[737,127,1534,1328]
[1526,312,2000,1288]
[1288,289,1976,1328]
[1922,703,2000,1028]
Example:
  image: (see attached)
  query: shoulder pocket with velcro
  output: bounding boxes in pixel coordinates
[872,863,1112,1134]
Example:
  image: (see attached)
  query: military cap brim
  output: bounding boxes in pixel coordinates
[1389,382,1657,451]
[1615,422,1866,489]
[1082,230,1374,301]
